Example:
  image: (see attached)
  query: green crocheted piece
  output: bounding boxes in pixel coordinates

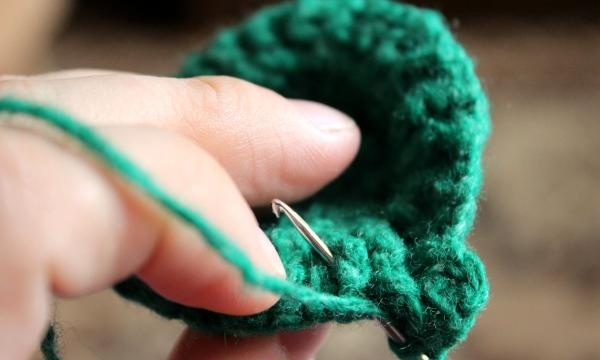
[114,0,491,359]
[0,0,488,359]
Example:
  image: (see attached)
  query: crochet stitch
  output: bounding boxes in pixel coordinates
[0,0,489,359]
[118,0,491,359]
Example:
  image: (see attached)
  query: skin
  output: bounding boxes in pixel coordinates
[0,71,361,359]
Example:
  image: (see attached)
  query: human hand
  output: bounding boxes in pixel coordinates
[0,71,361,360]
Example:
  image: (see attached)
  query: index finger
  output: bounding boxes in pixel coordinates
[0,72,361,206]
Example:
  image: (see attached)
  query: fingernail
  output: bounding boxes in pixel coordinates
[291,99,357,133]
[256,228,287,279]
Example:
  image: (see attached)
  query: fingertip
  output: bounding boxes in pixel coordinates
[291,99,361,181]
[271,99,360,203]
[291,99,359,134]
[136,223,284,316]
[255,227,287,280]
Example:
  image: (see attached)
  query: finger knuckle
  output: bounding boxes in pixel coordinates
[179,76,254,122]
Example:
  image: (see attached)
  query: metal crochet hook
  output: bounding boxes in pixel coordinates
[271,199,334,264]
[271,198,429,360]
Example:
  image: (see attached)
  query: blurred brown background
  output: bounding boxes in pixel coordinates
[2,0,599,359]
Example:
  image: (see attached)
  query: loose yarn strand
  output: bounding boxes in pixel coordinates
[0,96,382,358]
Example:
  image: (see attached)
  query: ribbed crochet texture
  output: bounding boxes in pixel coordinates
[117,1,491,359]
[0,0,490,359]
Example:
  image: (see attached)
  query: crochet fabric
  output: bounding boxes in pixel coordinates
[0,0,489,359]
[115,0,491,359]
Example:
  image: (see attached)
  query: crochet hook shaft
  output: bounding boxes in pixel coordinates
[271,198,334,264]
[270,199,426,354]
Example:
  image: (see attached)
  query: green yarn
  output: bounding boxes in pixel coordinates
[1,0,490,359]
[120,1,491,359]
[0,96,378,357]
[41,326,59,360]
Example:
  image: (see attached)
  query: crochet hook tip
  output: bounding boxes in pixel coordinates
[271,199,282,218]
[271,199,334,264]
